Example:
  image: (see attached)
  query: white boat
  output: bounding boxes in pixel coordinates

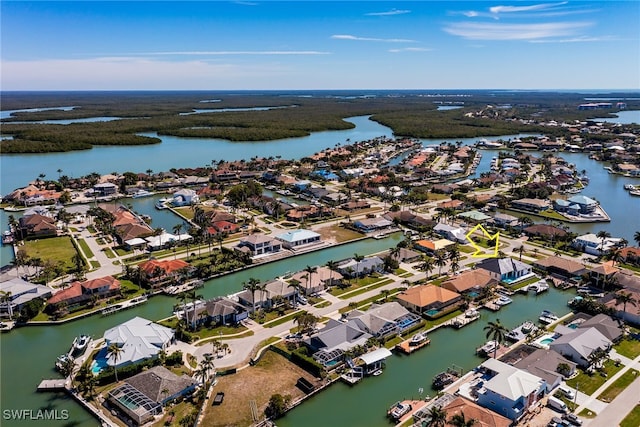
[372,369,383,376]
[496,296,513,306]
[388,401,412,420]
[528,281,549,294]
[72,334,91,355]
[624,184,636,190]
[131,189,153,198]
[55,354,74,370]
[477,340,499,355]
[539,310,559,324]
[409,332,428,346]
[1,231,14,245]
[465,308,480,318]
[630,190,640,197]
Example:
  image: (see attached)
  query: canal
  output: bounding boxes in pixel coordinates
[0,234,401,427]
[279,286,576,427]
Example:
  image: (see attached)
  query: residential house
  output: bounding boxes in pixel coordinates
[475,258,533,284]
[511,198,550,213]
[171,188,199,207]
[184,297,248,326]
[93,182,118,196]
[523,224,568,241]
[513,347,577,392]
[206,220,239,236]
[383,210,434,230]
[549,328,612,368]
[288,266,343,295]
[578,314,624,343]
[235,234,282,257]
[589,261,620,288]
[275,229,321,249]
[386,247,422,263]
[396,285,462,318]
[414,238,456,255]
[46,276,120,313]
[103,316,175,367]
[353,217,393,233]
[441,397,511,427]
[304,319,373,367]
[17,214,57,239]
[433,223,468,244]
[441,269,497,296]
[602,288,640,326]
[145,232,193,251]
[492,213,519,228]
[566,195,598,214]
[345,302,421,339]
[341,200,371,211]
[458,210,492,223]
[337,256,384,278]
[619,247,640,264]
[138,259,193,289]
[108,366,198,424]
[533,256,587,279]
[573,233,622,256]
[476,358,546,422]
[0,277,52,319]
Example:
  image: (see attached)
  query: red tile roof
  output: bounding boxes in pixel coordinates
[139,259,190,275]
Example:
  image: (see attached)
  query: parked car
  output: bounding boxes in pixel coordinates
[547,396,568,413]
[562,413,583,426]
[547,417,567,427]
[297,295,308,305]
[558,386,575,400]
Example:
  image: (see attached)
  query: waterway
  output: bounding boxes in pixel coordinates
[279,286,575,427]
[0,234,401,427]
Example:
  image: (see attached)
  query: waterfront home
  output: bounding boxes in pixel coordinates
[458,210,492,224]
[345,302,421,339]
[396,284,462,318]
[414,238,456,255]
[304,319,373,367]
[145,231,193,251]
[103,317,175,367]
[336,256,384,278]
[0,277,52,319]
[510,198,550,213]
[441,396,511,427]
[475,258,533,284]
[441,269,497,296]
[533,256,587,280]
[138,259,194,289]
[572,233,622,256]
[578,314,623,343]
[116,223,154,245]
[476,358,546,422]
[491,213,519,228]
[522,224,567,241]
[433,223,468,244]
[5,184,61,206]
[17,214,57,239]
[171,188,199,206]
[93,182,118,197]
[358,347,393,376]
[108,366,198,425]
[602,288,640,326]
[566,195,598,214]
[548,328,612,368]
[513,347,577,392]
[589,261,620,288]
[353,217,394,233]
[619,246,640,264]
[237,279,296,310]
[289,266,343,294]
[46,276,120,314]
[385,247,422,263]
[183,297,248,326]
[206,220,239,236]
[383,210,434,230]
[235,234,282,257]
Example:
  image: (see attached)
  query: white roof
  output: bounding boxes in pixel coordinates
[275,229,320,243]
[359,347,392,365]
[481,358,544,401]
[104,317,174,366]
[0,277,52,306]
[125,237,147,246]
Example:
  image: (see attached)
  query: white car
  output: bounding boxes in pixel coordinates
[559,386,575,400]
[297,296,308,305]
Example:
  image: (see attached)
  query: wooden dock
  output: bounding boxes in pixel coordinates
[483,300,501,311]
[443,312,480,329]
[396,337,431,354]
[37,379,69,391]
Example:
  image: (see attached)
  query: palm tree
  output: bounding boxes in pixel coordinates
[172,223,183,239]
[596,230,611,254]
[483,319,509,359]
[418,257,435,278]
[516,245,525,261]
[187,289,202,330]
[325,260,339,287]
[288,279,302,308]
[0,291,13,320]
[303,265,318,294]
[434,252,447,276]
[243,277,262,314]
[426,406,447,427]
[634,231,640,247]
[353,253,365,277]
[200,353,216,383]
[153,227,164,249]
[108,343,123,382]
[448,412,477,427]
[614,291,637,319]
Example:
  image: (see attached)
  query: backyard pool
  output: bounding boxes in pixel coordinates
[90,348,110,374]
[534,333,558,348]
[425,309,440,317]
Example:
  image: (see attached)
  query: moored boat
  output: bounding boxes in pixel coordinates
[465,308,480,318]
[432,368,461,390]
[496,296,512,306]
[409,332,428,346]
[539,310,559,324]
[1,230,14,245]
[477,340,499,356]
[55,354,74,371]
[388,401,412,420]
[72,334,91,356]
[131,189,154,198]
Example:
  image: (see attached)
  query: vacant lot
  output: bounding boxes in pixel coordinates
[314,223,363,243]
[200,350,322,427]
[22,236,78,271]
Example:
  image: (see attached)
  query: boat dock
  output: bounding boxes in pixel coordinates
[442,311,480,329]
[101,294,148,316]
[163,280,204,295]
[395,336,431,355]
[483,300,501,311]
[37,379,69,391]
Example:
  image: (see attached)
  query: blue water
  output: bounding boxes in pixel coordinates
[425,309,440,317]
[90,349,110,375]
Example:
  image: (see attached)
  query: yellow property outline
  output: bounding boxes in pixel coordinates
[465,224,500,258]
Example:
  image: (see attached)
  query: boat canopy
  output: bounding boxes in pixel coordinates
[359,348,392,365]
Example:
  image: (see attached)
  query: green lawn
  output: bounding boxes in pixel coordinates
[615,337,640,359]
[566,360,624,395]
[22,236,78,271]
[338,287,405,314]
[263,310,303,328]
[578,408,597,419]
[597,369,639,402]
[76,238,95,258]
[338,279,394,299]
[620,405,640,427]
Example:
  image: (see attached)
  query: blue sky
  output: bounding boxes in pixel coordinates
[1,1,639,90]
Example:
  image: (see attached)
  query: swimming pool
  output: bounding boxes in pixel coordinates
[91,348,110,374]
[534,333,557,348]
[425,309,440,317]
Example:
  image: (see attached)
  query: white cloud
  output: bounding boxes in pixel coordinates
[365,9,411,17]
[489,2,568,14]
[529,35,617,43]
[463,11,480,17]
[444,21,591,40]
[140,50,330,56]
[331,34,417,43]
[388,47,432,53]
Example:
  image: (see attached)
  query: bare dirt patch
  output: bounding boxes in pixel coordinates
[314,223,363,243]
[200,350,322,427]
